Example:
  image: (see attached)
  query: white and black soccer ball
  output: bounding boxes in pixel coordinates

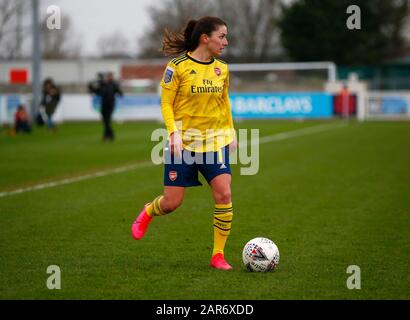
[242,237,280,272]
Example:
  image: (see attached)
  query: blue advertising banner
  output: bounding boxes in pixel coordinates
[230,92,333,119]
[91,94,162,120]
[0,95,28,124]
[380,96,408,114]
[6,95,22,115]
[91,95,160,111]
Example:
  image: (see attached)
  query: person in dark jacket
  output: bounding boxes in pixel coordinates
[90,72,123,141]
[41,78,61,131]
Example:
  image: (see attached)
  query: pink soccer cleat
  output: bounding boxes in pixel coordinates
[131,205,152,240]
[210,253,233,270]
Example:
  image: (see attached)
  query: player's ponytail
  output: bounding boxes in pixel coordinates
[183,19,197,51]
[161,16,227,57]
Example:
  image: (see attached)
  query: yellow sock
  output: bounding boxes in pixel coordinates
[212,203,233,256]
[146,195,165,217]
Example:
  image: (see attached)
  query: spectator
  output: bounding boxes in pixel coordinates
[90,72,123,141]
[41,78,61,131]
[14,104,31,134]
[340,84,350,118]
[334,84,355,118]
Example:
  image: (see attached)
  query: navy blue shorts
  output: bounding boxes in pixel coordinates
[164,145,231,187]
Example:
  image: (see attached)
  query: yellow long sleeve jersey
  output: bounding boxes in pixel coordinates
[160,52,235,153]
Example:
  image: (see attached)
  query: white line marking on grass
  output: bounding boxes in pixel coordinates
[255,122,348,146]
[0,161,153,198]
[0,122,348,198]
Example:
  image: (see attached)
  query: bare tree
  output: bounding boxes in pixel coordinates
[41,14,82,59]
[138,0,217,58]
[0,0,31,59]
[384,0,410,59]
[137,0,283,61]
[216,0,283,62]
[97,31,131,58]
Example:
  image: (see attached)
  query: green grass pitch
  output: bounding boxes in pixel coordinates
[0,120,409,299]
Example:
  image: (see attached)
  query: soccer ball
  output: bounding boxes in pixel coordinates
[242,237,280,272]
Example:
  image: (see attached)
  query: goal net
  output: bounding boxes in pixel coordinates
[229,62,337,92]
[225,61,338,120]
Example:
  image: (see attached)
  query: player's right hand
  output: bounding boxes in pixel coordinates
[169,131,183,158]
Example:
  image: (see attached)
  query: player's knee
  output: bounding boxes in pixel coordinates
[215,190,231,204]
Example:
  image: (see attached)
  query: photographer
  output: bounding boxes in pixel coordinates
[88,72,105,95]
[89,72,123,141]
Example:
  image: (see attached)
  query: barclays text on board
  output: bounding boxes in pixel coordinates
[230,93,333,118]
[0,92,333,124]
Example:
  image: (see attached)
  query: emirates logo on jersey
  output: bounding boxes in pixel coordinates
[169,171,177,181]
[214,67,221,76]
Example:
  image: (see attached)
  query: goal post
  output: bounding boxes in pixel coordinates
[229,61,337,82]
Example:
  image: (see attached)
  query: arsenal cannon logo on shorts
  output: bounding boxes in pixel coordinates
[169,171,178,181]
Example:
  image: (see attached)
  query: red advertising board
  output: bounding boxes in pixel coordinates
[9,69,28,84]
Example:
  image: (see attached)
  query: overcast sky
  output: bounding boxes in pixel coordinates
[40,0,156,56]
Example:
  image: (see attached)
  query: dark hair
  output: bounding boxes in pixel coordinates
[161,16,227,56]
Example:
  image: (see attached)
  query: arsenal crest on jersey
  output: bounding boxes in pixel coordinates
[214,67,221,76]
[169,171,177,181]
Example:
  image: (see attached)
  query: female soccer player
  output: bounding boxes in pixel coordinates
[131,16,237,270]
